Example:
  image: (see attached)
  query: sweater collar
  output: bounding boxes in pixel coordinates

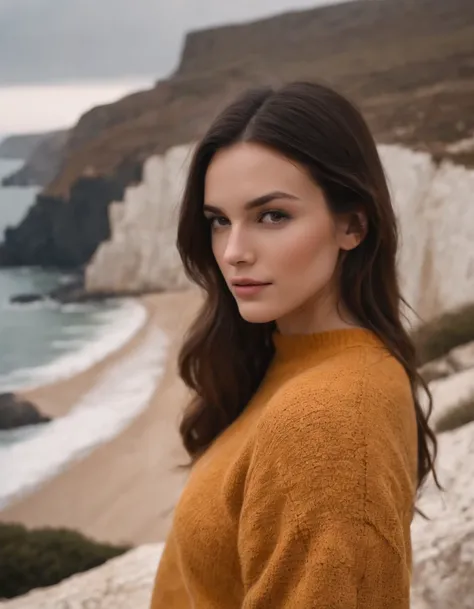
[272,327,382,365]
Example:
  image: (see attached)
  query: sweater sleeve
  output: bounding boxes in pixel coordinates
[237,384,412,608]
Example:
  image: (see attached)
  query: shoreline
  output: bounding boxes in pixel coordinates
[18,297,153,419]
[0,288,202,545]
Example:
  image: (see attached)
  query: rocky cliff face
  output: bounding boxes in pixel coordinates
[0,177,124,268]
[86,145,192,294]
[1,130,69,187]
[43,0,474,198]
[0,133,57,161]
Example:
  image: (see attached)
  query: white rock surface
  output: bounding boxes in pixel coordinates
[85,142,474,325]
[86,145,194,294]
[410,364,474,607]
[411,420,474,609]
[379,145,474,323]
[0,543,164,609]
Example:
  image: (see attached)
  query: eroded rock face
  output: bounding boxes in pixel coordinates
[85,146,194,294]
[0,177,124,268]
[1,131,69,188]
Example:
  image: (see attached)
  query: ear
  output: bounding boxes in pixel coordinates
[337,210,368,251]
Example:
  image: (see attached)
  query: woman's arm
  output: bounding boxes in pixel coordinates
[238,383,412,608]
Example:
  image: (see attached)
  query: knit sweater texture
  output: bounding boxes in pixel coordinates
[150,328,418,608]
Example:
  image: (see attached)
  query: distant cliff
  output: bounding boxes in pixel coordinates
[0,177,124,268]
[45,0,474,199]
[1,130,69,187]
[0,133,53,161]
[1,0,474,269]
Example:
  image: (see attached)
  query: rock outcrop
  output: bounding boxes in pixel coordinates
[0,393,50,430]
[380,146,474,323]
[0,177,124,268]
[86,146,193,294]
[2,131,69,187]
[0,133,59,162]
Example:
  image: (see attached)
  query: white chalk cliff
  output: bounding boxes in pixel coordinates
[86,144,194,294]
[86,142,474,324]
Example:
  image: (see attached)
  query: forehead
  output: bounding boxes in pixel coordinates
[204,142,315,204]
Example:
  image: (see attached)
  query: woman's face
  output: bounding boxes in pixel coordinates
[203,142,362,334]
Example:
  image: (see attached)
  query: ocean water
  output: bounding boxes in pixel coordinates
[0,159,147,392]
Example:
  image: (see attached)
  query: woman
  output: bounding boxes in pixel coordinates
[150,81,439,608]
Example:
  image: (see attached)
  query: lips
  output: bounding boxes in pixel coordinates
[231,279,270,287]
[231,281,271,298]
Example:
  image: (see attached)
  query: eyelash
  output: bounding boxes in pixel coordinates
[206,210,290,229]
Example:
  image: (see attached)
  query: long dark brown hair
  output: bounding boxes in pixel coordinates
[176,81,439,500]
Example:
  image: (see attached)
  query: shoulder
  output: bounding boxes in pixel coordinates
[254,346,415,476]
[265,347,407,426]
[247,347,417,532]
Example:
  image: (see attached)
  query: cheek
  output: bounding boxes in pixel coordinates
[211,235,225,269]
[276,221,339,278]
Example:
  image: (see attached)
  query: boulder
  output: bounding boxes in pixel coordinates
[0,394,51,430]
[10,294,44,305]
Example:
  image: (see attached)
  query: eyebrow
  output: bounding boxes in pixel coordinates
[203,190,300,214]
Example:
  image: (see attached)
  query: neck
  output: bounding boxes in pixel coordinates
[276,289,360,336]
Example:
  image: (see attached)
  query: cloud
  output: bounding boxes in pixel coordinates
[0,0,338,85]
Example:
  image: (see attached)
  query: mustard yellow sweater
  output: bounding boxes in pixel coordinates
[151,328,418,608]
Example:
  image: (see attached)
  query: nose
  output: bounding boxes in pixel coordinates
[222,225,255,267]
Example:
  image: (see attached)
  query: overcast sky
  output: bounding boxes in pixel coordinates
[0,0,350,134]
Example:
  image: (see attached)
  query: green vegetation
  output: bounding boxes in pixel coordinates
[413,303,474,365]
[436,396,474,433]
[0,523,130,600]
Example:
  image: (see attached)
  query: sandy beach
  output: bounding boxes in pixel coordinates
[0,288,202,546]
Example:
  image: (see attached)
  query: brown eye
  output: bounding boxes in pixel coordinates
[208,215,229,229]
[260,210,290,224]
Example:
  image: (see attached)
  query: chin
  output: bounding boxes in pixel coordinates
[236,302,281,324]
